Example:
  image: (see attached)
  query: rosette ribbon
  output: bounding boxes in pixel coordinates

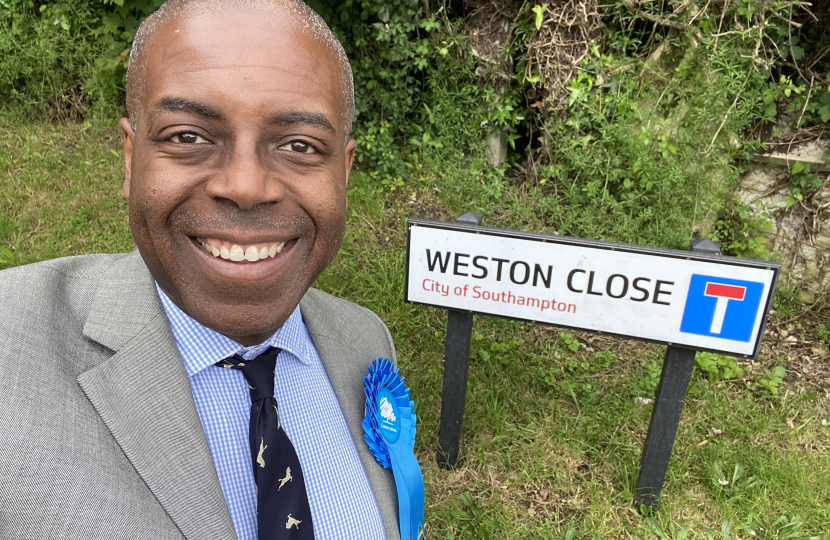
[362,358,425,540]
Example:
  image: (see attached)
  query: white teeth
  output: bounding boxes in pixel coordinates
[201,239,286,262]
[230,245,244,261]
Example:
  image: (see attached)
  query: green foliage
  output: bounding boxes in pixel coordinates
[743,514,820,540]
[533,39,767,248]
[710,460,763,497]
[476,336,518,366]
[712,203,773,259]
[558,332,580,353]
[0,0,168,118]
[305,0,447,181]
[87,0,165,108]
[696,352,745,382]
[542,346,615,403]
[0,246,18,267]
[638,358,663,395]
[773,284,804,319]
[644,517,698,540]
[783,75,830,127]
[450,492,502,539]
[0,0,101,117]
[757,365,786,396]
[786,162,824,207]
[1,0,496,181]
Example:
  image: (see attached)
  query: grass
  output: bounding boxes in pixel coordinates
[1,116,828,539]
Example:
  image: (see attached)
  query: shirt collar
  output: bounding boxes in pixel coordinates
[155,283,313,377]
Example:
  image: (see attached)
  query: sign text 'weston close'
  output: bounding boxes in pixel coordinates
[405,219,779,357]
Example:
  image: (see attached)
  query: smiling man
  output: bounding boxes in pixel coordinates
[0,1,400,539]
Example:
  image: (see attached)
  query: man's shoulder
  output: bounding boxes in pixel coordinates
[1,252,130,281]
[0,252,133,321]
[300,288,395,359]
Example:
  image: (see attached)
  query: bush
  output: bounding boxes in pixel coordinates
[0,0,101,118]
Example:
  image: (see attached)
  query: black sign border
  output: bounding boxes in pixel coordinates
[404,218,781,359]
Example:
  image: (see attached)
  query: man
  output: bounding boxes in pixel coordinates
[0,1,400,539]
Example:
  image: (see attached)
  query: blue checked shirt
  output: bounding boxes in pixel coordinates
[156,285,387,540]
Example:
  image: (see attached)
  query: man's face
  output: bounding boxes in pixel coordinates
[121,10,356,346]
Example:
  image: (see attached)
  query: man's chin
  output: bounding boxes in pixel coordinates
[162,280,305,345]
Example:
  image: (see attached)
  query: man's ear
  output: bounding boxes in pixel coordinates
[119,118,135,199]
[343,138,357,187]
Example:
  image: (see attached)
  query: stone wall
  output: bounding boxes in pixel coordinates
[735,140,829,301]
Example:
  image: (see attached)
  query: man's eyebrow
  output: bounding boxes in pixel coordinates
[150,97,224,121]
[267,111,335,133]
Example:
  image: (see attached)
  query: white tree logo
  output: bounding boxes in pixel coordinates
[379,396,396,424]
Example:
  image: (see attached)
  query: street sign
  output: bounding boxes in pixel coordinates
[406,218,779,358]
[409,215,781,508]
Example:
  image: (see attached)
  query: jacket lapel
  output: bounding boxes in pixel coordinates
[78,251,237,540]
[300,291,401,540]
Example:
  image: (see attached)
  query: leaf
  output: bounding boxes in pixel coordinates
[0,246,15,264]
[791,45,805,61]
[532,4,546,30]
[820,105,830,123]
[791,161,804,174]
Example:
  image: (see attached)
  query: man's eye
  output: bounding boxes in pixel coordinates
[170,132,209,144]
[279,141,316,154]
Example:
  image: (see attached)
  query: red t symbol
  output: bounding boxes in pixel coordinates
[704,283,746,334]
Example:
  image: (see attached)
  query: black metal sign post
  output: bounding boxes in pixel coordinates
[437,212,482,469]
[409,217,778,509]
[634,238,721,509]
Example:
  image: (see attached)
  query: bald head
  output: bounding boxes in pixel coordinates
[126,0,354,140]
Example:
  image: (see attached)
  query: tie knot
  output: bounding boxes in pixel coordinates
[217,347,279,402]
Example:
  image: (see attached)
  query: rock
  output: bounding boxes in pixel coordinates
[756,139,830,172]
[486,131,507,167]
[734,139,829,298]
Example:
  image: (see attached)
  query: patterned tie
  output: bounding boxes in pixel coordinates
[217,347,315,539]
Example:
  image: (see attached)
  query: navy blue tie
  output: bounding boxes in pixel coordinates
[218,347,315,539]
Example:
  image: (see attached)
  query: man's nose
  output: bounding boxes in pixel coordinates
[205,139,283,210]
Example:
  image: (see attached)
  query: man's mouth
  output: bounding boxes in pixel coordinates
[196,237,287,262]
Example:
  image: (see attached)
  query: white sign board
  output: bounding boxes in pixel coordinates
[405,219,780,358]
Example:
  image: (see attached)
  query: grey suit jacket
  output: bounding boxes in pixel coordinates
[0,251,400,540]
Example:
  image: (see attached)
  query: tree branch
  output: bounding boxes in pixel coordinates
[621,0,703,43]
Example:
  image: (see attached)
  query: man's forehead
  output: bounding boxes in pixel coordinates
[141,11,342,124]
[147,9,325,71]
[126,0,355,139]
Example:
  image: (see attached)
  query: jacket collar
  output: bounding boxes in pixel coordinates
[79,250,238,540]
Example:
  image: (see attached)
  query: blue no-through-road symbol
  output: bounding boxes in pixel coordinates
[680,274,765,343]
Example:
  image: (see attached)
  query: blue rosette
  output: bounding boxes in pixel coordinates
[363,358,425,540]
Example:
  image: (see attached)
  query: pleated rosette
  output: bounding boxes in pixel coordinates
[362,358,425,540]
